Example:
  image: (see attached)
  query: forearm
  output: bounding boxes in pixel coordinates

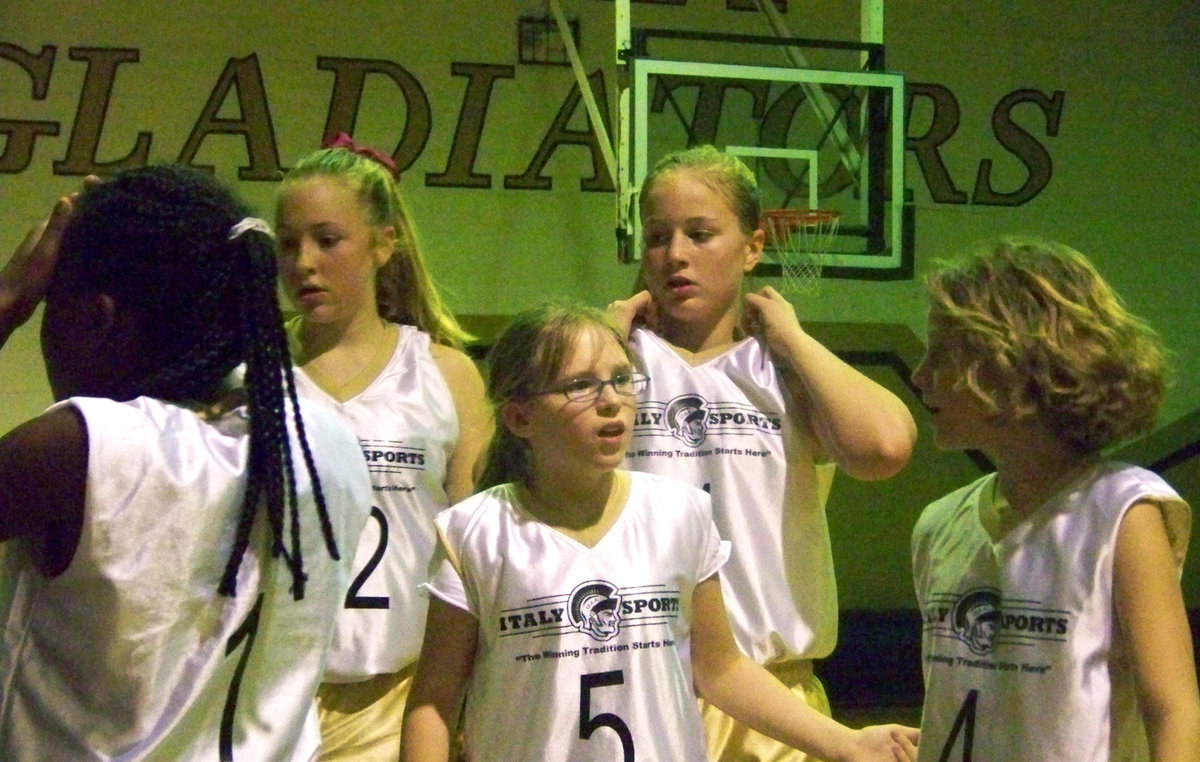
[0,294,20,349]
[1146,700,1200,762]
[0,196,78,349]
[777,328,916,479]
[400,705,453,762]
[697,654,858,760]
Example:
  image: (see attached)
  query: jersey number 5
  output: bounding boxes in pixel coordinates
[579,670,634,761]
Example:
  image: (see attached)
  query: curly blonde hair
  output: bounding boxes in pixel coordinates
[925,235,1170,453]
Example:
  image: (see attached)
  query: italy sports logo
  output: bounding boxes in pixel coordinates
[632,393,782,448]
[923,587,1071,656]
[495,580,682,643]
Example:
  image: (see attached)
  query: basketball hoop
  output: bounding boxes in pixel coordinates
[760,209,840,296]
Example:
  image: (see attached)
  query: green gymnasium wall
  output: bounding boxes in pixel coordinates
[2,1,1198,607]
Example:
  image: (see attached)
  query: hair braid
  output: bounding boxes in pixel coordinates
[218,230,338,599]
[56,164,339,600]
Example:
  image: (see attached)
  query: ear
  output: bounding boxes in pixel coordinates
[83,293,119,337]
[95,293,152,369]
[500,399,533,439]
[743,228,764,272]
[373,225,397,268]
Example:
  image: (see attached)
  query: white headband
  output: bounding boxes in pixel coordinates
[228,217,275,241]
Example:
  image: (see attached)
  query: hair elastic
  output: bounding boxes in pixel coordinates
[322,132,402,181]
[228,217,275,241]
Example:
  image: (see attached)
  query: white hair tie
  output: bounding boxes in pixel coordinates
[228,217,275,240]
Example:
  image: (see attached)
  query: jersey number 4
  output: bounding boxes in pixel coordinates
[579,671,634,761]
[938,689,979,761]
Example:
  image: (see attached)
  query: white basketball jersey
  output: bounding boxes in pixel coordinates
[912,462,1190,761]
[623,328,837,664]
[0,395,372,762]
[429,471,728,762]
[292,323,458,680]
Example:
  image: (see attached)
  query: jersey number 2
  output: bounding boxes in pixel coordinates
[938,689,978,761]
[579,671,634,761]
[345,506,389,609]
[220,593,264,761]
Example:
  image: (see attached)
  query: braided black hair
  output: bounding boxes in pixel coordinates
[54,165,339,599]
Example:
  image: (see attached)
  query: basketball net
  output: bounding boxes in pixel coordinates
[761,209,840,297]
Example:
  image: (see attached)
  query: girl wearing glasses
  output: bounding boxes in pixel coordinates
[609,146,918,762]
[400,301,917,761]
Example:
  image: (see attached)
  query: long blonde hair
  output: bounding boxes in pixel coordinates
[279,146,473,348]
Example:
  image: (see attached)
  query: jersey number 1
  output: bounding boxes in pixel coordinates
[579,671,634,761]
[220,593,264,761]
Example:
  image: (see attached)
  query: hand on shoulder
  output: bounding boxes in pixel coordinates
[741,285,806,355]
[606,290,658,338]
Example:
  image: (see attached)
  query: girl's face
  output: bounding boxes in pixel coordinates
[275,176,394,326]
[640,169,762,344]
[506,327,636,481]
[911,318,996,452]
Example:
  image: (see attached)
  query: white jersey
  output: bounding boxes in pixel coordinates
[429,471,729,762]
[0,395,372,762]
[912,462,1190,762]
[292,323,458,680]
[623,328,836,664]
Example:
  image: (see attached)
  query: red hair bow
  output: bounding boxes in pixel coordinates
[322,132,401,181]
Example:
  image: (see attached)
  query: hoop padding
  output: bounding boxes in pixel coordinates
[760,209,840,296]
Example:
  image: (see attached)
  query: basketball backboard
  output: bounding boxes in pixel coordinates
[619,26,911,281]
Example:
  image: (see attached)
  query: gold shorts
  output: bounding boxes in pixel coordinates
[316,666,414,762]
[700,659,832,762]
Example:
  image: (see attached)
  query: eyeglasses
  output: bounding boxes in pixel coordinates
[535,372,649,402]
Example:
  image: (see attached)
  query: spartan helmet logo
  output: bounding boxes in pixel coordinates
[952,588,1001,655]
[568,581,623,641]
[665,394,709,447]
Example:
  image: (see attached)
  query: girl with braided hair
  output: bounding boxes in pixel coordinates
[275,136,491,760]
[0,165,372,761]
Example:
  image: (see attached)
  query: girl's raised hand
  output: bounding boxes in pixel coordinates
[741,285,805,353]
[0,193,78,342]
[606,289,658,338]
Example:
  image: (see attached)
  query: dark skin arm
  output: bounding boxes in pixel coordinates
[0,189,91,573]
[0,407,88,575]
